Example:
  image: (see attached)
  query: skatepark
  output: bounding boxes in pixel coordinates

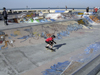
[0,7,100,74]
[0,16,100,75]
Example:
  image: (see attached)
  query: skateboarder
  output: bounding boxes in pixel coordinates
[45,35,56,50]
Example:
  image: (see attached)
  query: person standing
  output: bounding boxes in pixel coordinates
[2,7,8,25]
[66,6,67,10]
[94,7,98,13]
[48,7,50,13]
[86,7,89,13]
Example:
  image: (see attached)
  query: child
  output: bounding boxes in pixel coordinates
[45,35,56,50]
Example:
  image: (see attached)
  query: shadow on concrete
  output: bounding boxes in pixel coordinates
[54,43,66,50]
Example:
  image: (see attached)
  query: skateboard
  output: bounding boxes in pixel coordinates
[45,46,55,52]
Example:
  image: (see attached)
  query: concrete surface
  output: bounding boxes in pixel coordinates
[72,54,100,75]
[0,18,82,30]
[97,71,100,75]
[0,21,100,75]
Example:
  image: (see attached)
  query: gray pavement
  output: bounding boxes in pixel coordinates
[0,21,100,75]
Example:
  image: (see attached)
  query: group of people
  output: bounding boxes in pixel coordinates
[86,7,100,13]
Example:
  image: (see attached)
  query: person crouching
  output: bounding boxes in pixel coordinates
[45,35,56,50]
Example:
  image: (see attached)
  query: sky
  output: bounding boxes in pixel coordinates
[0,0,100,9]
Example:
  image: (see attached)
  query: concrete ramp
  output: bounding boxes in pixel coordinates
[72,54,100,75]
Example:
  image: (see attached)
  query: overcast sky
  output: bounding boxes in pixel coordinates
[0,0,100,9]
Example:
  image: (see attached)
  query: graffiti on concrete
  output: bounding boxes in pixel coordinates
[0,21,90,50]
[42,42,100,75]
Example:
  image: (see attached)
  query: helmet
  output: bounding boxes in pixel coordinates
[52,35,56,38]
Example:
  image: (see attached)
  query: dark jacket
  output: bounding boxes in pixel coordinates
[2,11,8,17]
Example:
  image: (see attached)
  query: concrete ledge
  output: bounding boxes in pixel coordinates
[0,18,82,31]
[72,54,100,75]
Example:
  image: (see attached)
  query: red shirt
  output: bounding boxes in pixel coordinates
[94,8,98,12]
[46,37,53,42]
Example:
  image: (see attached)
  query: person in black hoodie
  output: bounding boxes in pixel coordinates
[2,7,8,25]
[86,7,89,13]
